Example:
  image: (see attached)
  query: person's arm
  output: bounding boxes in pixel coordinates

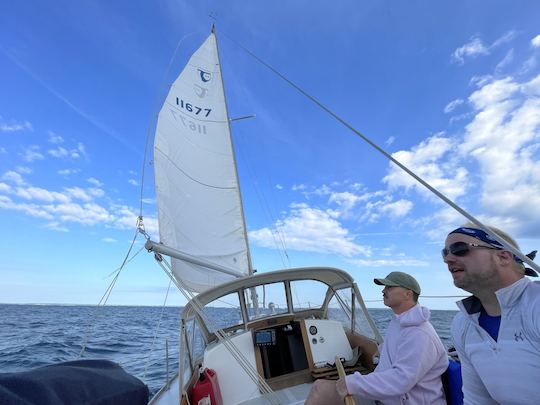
[344,328,439,400]
[345,331,379,371]
[451,316,497,405]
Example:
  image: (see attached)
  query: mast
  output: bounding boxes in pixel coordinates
[213,26,255,276]
[213,26,259,313]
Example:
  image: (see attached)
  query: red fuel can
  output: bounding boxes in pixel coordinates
[191,368,223,405]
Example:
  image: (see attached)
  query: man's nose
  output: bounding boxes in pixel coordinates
[443,252,455,264]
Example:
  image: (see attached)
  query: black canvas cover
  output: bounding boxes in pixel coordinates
[0,360,149,405]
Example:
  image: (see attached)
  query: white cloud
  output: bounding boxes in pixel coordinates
[0,147,6,154]
[16,166,32,174]
[57,168,80,176]
[328,191,362,216]
[88,187,105,198]
[128,179,138,186]
[0,174,155,235]
[87,177,103,187]
[102,237,117,243]
[378,199,413,218]
[444,99,464,114]
[469,77,520,109]
[523,75,540,96]
[358,195,413,224]
[0,195,54,219]
[385,136,395,146]
[48,146,69,158]
[64,187,93,202]
[49,142,87,159]
[0,118,33,133]
[16,187,70,203]
[275,184,283,190]
[45,202,113,225]
[22,146,44,162]
[2,171,26,185]
[470,75,494,88]
[72,143,87,158]
[491,30,517,48]
[0,182,11,193]
[109,204,158,236]
[44,222,69,232]
[532,34,540,48]
[495,49,514,73]
[452,37,488,64]
[452,31,517,65]
[383,134,468,201]
[48,131,64,144]
[249,202,370,257]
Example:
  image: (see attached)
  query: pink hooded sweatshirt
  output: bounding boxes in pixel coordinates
[344,305,448,404]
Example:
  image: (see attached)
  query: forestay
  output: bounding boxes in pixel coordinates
[153,31,250,293]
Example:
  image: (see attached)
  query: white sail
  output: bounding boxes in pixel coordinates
[153,31,250,292]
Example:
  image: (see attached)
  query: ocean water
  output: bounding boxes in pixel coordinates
[0,304,456,396]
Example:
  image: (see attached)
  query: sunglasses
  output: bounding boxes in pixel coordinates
[442,241,501,259]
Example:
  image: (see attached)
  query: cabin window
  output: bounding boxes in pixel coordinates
[290,279,328,311]
[202,292,243,334]
[327,288,354,328]
[353,301,377,340]
[244,282,288,320]
[184,318,205,368]
[327,288,377,339]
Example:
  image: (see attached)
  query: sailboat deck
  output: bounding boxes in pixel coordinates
[237,382,312,405]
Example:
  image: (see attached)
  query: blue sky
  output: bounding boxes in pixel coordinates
[1,1,540,309]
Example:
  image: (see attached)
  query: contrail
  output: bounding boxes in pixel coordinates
[0,44,142,156]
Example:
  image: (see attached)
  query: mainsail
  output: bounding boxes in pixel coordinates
[153,31,251,292]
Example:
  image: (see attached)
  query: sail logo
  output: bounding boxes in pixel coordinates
[193,84,208,98]
[197,68,212,83]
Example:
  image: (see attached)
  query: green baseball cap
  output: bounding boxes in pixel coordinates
[374,271,421,295]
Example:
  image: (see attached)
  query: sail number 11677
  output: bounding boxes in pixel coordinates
[176,98,211,117]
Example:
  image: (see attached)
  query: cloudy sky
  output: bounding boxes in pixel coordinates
[1,0,539,309]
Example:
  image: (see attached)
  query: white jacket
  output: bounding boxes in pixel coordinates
[345,305,447,404]
[452,277,540,405]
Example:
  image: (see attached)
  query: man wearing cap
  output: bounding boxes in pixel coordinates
[444,224,540,404]
[306,271,447,405]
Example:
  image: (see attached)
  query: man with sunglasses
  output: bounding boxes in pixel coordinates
[444,224,540,404]
[306,271,447,405]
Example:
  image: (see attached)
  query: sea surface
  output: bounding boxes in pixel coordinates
[0,304,456,397]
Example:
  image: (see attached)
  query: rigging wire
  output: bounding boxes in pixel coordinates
[79,223,142,358]
[220,29,540,273]
[143,277,173,379]
[104,244,145,278]
[233,131,291,268]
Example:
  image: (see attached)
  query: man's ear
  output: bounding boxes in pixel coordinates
[497,250,514,266]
